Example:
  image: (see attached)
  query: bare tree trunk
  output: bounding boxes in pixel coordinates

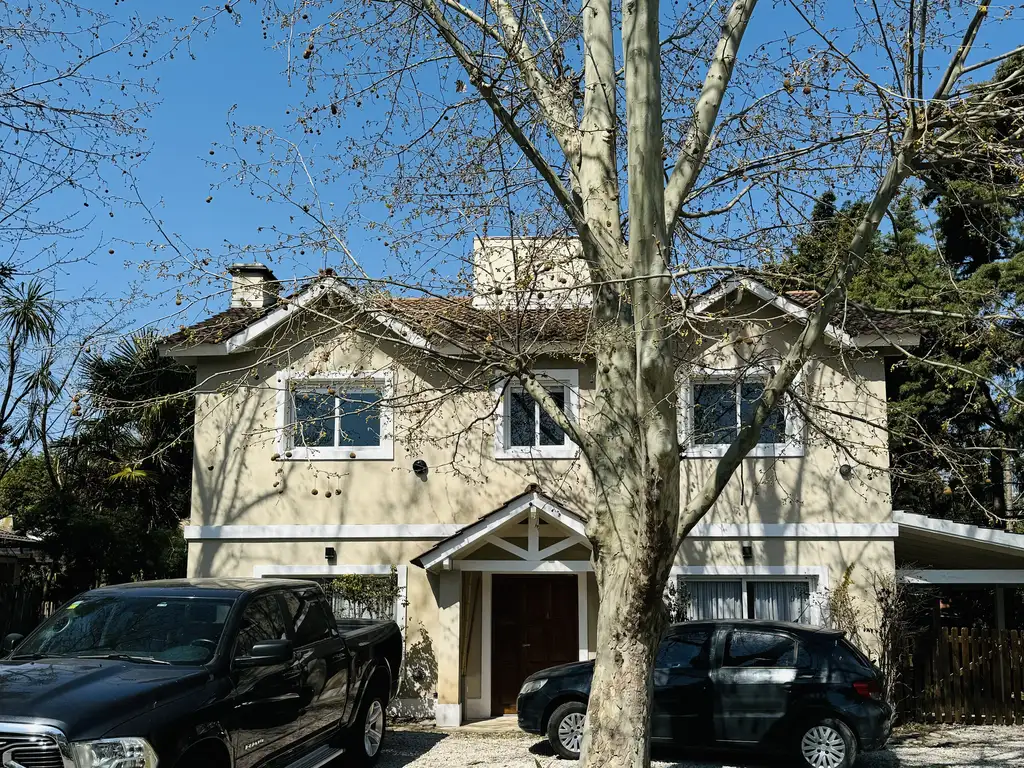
[579,0,681,760]
[582,468,679,768]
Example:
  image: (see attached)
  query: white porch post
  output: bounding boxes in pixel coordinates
[436,570,462,727]
[481,573,493,716]
[577,573,589,661]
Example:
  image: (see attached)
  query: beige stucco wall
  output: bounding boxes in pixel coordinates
[183,299,900,715]
[187,305,893,535]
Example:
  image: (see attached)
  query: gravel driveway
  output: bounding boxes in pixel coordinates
[377,725,1024,768]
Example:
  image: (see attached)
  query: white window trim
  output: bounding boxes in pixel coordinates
[493,368,580,460]
[678,365,804,459]
[275,369,394,461]
[252,563,408,634]
[670,565,826,626]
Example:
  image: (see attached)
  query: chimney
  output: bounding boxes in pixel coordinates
[227,263,279,309]
[471,237,591,309]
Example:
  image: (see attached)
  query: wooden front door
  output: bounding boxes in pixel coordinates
[491,574,579,715]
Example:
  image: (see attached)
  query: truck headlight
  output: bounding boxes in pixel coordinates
[519,678,547,695]
[72,737,158,768]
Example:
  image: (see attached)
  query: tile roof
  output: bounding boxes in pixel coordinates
[385,297,596,347]
[161,277,918,352]
[781,290,916,335]
[162,306,271,347]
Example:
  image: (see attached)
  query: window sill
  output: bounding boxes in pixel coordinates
[681,443,804,459]
[281,446,394,461]
[494,445,581,461]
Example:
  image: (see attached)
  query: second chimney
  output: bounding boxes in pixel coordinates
[227,263,279,309]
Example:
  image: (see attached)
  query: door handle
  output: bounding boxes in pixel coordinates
[522,644,531,648]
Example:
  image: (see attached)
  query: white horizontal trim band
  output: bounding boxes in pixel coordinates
[687,522,898,539]
[184,521,897,542]
[670,565,829,579]
[253,564,397,576]
[183,524,462,541]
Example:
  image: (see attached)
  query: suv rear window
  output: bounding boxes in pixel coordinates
[831,637,875,675]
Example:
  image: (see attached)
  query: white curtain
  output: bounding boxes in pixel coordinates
[753,581,811,623]
[685,579,744,620]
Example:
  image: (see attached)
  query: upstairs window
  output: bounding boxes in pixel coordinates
[495,369,579,460]
[276,370,394,460]
[680,368,803,458]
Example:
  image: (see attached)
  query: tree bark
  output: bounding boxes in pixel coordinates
[578,0,681,762]
[580,513,671,768]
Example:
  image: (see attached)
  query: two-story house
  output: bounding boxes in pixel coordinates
[160,237,1024,726]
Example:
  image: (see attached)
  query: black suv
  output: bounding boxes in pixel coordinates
[517,620,891,768]
[0,578,403,768]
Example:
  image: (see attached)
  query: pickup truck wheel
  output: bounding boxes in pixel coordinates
[546,701,587,760]
[347,687,387,766]
[797,718,857,768]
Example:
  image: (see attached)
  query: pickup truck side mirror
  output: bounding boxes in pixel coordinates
[235,639,293,669]
[3,633,24,654]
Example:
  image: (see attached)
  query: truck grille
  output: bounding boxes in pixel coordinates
[0,732,71,768]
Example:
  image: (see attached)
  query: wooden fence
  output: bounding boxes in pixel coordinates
[0,580,52,638]
[899,627,1024,724]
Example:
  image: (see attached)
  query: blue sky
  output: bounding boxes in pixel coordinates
[30,1,1022,339]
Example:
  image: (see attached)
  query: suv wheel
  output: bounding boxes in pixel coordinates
[798,718,857,768]
[348,687,387,766]
[546,701,586,760]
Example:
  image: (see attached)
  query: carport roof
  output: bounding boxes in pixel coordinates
[895,511,1024,571]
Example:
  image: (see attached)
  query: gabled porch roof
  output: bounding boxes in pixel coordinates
[411,485,589,572]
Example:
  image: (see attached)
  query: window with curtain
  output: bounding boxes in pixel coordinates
[678,578,813,624]
[751,581,811,624]
[684,580,744,620]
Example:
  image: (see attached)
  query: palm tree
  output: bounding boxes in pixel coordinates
[8,332,197,593]
[0,275,58,480]
[68,331,194,528]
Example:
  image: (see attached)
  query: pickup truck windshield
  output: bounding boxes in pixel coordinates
[14,594,236,665]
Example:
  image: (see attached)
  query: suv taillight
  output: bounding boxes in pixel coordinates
[853,679,882,700]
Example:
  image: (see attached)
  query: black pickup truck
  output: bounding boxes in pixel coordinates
[0,578,403,768]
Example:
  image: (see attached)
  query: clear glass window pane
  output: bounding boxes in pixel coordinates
[509,390,536,447]
[693,382,737,444]
[538,389,566,446]
[293,389,335,447]
[339,390,381,447]
[740,382,786,445]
